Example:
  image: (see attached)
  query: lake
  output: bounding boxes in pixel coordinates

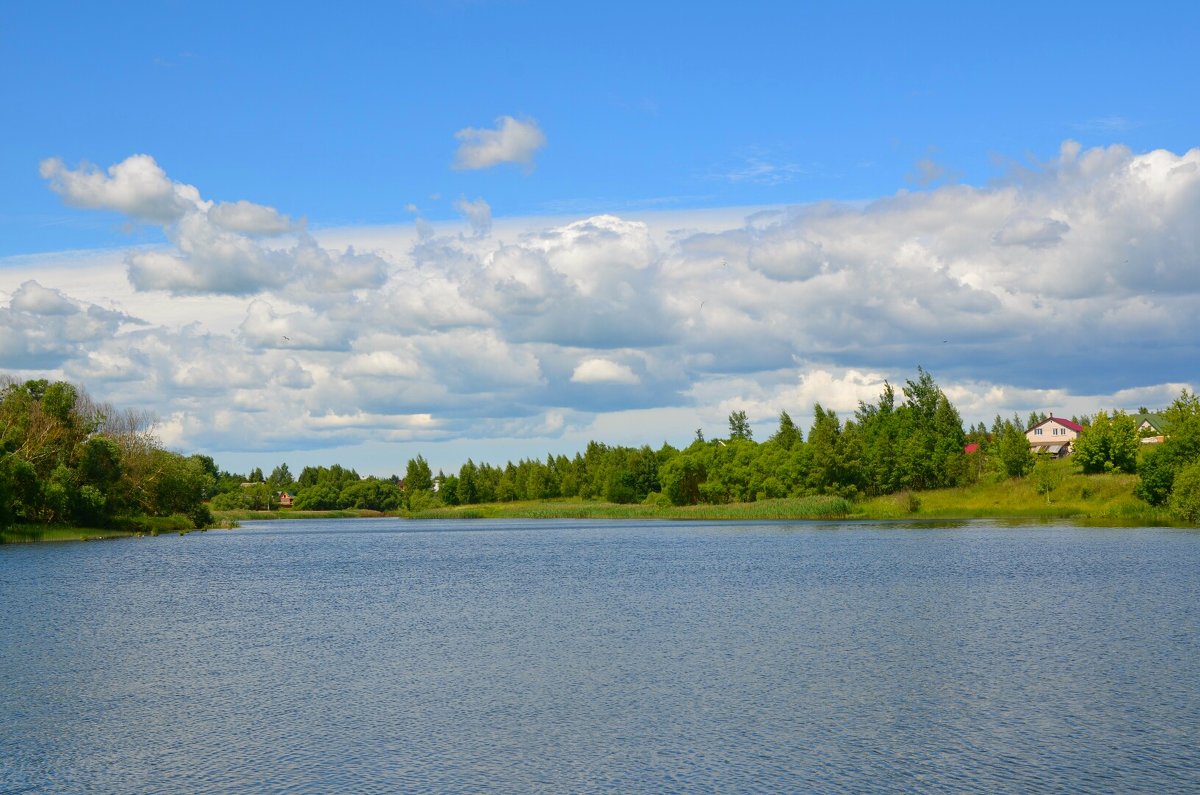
[2,519,1199,793]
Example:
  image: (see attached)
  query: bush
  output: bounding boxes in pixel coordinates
[1169,461,1200,523]
[642,491,671,508]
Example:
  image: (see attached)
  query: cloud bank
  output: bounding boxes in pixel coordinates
[9,142,1197,471]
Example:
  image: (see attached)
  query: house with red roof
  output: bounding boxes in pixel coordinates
[1025,415,1084,457]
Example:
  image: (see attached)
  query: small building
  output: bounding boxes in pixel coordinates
[1132,413,1167,444]
[277,491,294,508]
[1026,415,1083,457]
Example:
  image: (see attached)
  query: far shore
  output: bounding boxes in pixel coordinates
[214,468,1176,526]
[4,468,1186,545]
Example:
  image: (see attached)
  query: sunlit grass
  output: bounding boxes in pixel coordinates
[855,461,1171,523]
[204,462,1178,529]
[1,525,133,544]
[411,495,853,521]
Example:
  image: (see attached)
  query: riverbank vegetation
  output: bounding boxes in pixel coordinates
[6,369,1200,543]
[211,372,1198,527]
[0,377,216,542]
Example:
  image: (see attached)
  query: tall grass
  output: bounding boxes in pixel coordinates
[855,461,1168,522]
[410,495,853,521]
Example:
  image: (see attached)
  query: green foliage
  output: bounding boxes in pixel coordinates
[1135,446,1174,506]
[268,462,294,491]
[1136,389,1200,510]
[770,411,802,450]
[728,410,752,441]
[0,375,213,530]
[1033,456,1059,502]
[404,455,433,492]
[1168,461,1200,522]
[996,419,1035,478]
[341,478,401,511]
[1074,410,1139,474]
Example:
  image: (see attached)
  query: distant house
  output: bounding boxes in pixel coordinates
[277,491,294,508]
[964,442,980,455]
[1026,415,1083,457]
[1132,413,1167,444]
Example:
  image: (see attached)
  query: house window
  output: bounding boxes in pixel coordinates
[1035,428,1043,436]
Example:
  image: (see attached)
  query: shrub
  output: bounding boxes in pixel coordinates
[1168,461,1200,523]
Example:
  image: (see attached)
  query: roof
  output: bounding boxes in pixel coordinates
[1027,416,1084,433]
[1131,412,1167,432]
[964,442,980,454]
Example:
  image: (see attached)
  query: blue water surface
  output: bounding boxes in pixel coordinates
[2,519,1199,793]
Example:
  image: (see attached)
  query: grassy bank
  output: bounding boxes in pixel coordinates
[6,468,1174,544]
[855,465,1170,523]
[0,513,221,544]
[410,494,854,521]
[413,462,1174,525]
[0,525,136,544]
[202,462,1178,529]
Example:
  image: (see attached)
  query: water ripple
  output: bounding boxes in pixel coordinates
[2,520,1199,792]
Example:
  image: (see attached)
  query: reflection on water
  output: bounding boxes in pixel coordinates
[3,519,1199,793]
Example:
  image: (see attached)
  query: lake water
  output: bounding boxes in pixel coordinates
[2,519,1199,793]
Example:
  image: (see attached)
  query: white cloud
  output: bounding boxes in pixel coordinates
[340,351,421,378]
[453,115,546,170]
[40,154,202,223]
[992,215,1070,248]
[455,196,492,236]
[238,300,352,351]
[24,142,1200,471]
[571,357,640,384]
[43,154,386,299]
[208,200,294,235]
[10,281,79,315]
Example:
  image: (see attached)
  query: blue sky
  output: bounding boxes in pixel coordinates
[2,1,1199,476]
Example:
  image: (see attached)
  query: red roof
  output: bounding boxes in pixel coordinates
[964,443,980,454]
[1029,416,1084,433]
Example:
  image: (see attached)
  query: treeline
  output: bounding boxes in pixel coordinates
[434,371,972,505]
[209,461,407,513]
[0,377,215,530]
[17,368,1198,529]
[241,369,1072,510]
[423,372,1200,521]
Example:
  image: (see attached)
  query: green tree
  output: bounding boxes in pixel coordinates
[728,410,752,441]
[340,478,401,511]
[404,455,433,492]
[770,410,802,450]
[996,420,1034,478]
[1168,461,1200,522]
[660,447,708,505]
[268,463,294,490]
[1074,410,1138,474]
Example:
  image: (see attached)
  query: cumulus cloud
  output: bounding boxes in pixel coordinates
[238,300,353,351]
[40,154,202,223]
[10,281,79,315]
[453,115,546,170]
[208,200,294,235]
[43,154,386,298]
[27,142,1200,468]
[0,281,139,370]
[571,357,640,384]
